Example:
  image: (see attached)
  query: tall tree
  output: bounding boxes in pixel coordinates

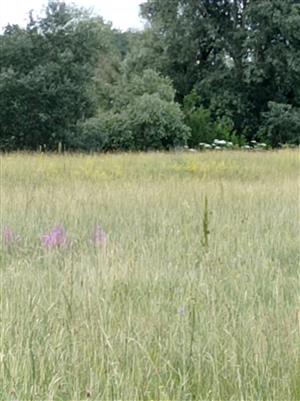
[140,0,300,143]
[0,1,117,150]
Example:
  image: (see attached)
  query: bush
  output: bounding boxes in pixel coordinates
[65,69,191,152]
[107,93,190,150]
[103,112,135,151]
[185,107,215,147]
[70,93,190,152]
[69,117,109,151]
[259,102,300,146]
[80,69,191,152]
[184,108,240,148]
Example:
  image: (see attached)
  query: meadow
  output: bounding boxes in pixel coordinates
[0,150,299,400]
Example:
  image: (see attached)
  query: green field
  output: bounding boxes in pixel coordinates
[1,150,299,400]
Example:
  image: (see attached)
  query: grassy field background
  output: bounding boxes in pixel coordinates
[0,150,299,400]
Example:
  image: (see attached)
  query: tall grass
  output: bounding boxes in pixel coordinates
[0,150,299,400]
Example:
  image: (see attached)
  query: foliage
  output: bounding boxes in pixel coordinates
[121,28,167,78]
[101,68,176,117]
[259,102,300,146]
[140,0,300,145]
[183,90,236,147]
[109,93,190,150]
[0,1,117,150]
[185,107,214,147]
[71,118,109,151]
[1,0,300,150]
[75,70,190,151]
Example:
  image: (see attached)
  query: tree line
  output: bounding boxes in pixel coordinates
[1,0,299,151]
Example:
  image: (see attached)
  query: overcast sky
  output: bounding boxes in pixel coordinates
[0,0,144,32]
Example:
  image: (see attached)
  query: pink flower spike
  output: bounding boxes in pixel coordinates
[2,226,19,249]
[41,225,68,250]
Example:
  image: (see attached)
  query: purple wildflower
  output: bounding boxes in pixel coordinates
[2,226,18,249]
[41,225,68,250]
[91,224,107,248]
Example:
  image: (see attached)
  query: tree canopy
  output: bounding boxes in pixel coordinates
[139,0,300,143]
[0,0,299,151]
[0,1,117,150]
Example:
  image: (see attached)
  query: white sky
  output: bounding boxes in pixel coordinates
[0,0,144,32]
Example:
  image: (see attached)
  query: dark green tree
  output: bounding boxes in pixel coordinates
[0,1,117,150]
[74,69,190,151]
[140,0,300,144]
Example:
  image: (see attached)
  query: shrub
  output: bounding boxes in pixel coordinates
[259,102,300,146]
[70,117,109,151]
[107,93,190,150]
[185,107,215,147]
[104,112,134,151]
